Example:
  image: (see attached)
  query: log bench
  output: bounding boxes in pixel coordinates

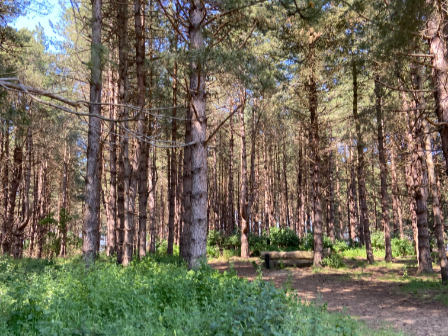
[260,248,332,269]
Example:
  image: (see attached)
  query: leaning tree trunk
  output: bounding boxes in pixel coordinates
[82,0,102,267]
[352,61,373,263]
[187,0,208,268]
[375,76,392,262]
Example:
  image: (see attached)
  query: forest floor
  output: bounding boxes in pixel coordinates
[209,256,448,336]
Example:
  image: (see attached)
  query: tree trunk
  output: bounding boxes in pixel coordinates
[423,119,448,281]
[135,0,148,260]
[239,93,250,259]
[186,0,208,268]
[167,32,178,255]
[352,61,373,263]
[335,155,343,239]
[83,0,102,267]
[390,141,403,238]
[228,113,235,234]
[375,76,392,262]
[107,69,117,257]
[428,5,448,176]
[327,133,335,243]
[59,140,68,257]
[348,144,357,242]
[148,149,157,254]
[1,123,10,254]
[410,66,433,274]
[308,40,323,267]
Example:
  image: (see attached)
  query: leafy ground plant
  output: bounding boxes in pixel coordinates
[0,255,400,336]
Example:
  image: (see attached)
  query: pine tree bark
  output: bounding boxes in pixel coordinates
[427,5,448,176]
[83,0,102,267]
[107,70,117,257]
[135,0,148,259]
[186,0,208,268]
[1,123,10,254]
[167,32,178,255]
[348,144,357,242]
[335,155,343,239]
[239,92,250,259]
[148,149,157,254]
[390,141,403,238]
[228,114,235,234]
[375,76,392,262]
[308,40,323,267]
[352,61,373,263]
[423,119,448,281]
[59,140,68,257]
[410,66,433,274]
[327,135,335,243]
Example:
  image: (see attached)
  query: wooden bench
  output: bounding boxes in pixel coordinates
[261,248,332,269]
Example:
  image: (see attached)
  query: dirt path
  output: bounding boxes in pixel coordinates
[209,257,448,336]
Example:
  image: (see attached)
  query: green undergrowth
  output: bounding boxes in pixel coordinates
[0,255,401,336]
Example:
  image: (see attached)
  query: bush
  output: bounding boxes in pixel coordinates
[155,239,179,256]
[332,239,348,253]
[299,232,334,251]
[321,254,345,268]
[206,245,220,258]
[370,230,385,251]
[270,227,300,248]
[248,233,269,256]
[392,237,415,257]
[207,230,225,248]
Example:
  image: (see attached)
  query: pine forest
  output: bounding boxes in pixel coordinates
[1,0,448,335]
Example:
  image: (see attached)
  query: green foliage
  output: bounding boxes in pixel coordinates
[332,240,349,253]
[206,245,220,258]
[207,230,225,248]
[270,227,300,248]
[391,238,415,257]
[370,230,385,251]
[0,256,392,335]
[248,233,269,256]
[155,240,180,256]
[340,247,386,259]
[299,232,334,251]
[321,254,345,268]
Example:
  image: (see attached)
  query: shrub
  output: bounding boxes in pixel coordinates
[206,245,220,258]
[321,254,345,268]
[370,230,385,251]
[207,230,225,248]
[224,233,240,249]
[299,232,334,251]
[270,227,300,248]
[155,239,179,256]
[392,237,415,257]
[332,239,348,253]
